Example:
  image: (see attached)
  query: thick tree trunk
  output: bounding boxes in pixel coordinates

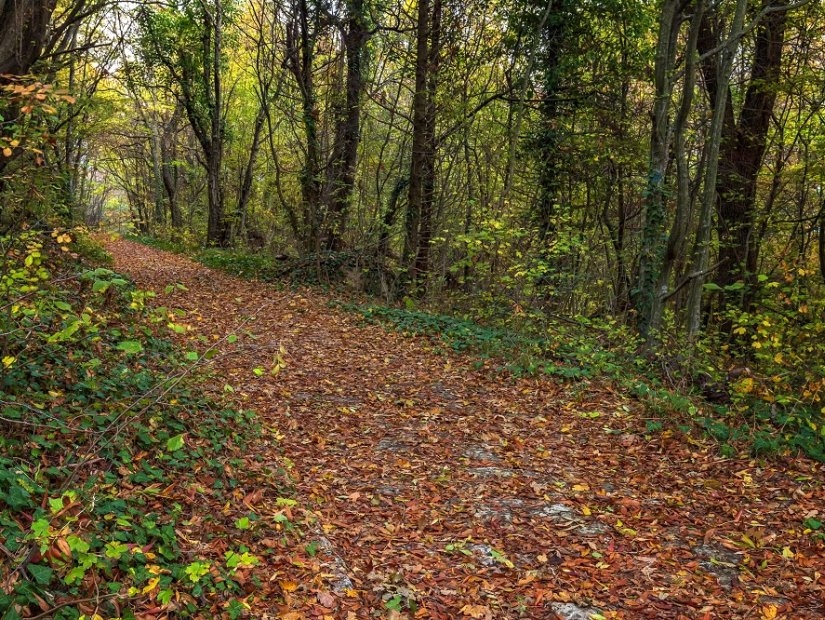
[0,0,57,181]
[0,0,56,77]
[533,0,569,244]
[712,0,788,312]
[406,0,441,292]
[206,2,228,246]
[325,0,368,252]
[287,0,323,254]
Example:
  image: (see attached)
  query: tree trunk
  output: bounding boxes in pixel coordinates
[206,1,228,246]
[0,0,56,77]
[325,0,368,252]
[0,0,58,180]
[161,106,183,229]
[533,1,569,244]
[651,0,704,334]
[406,0,441,292]
[712,0,788,312]
[686,0,747,339]
[633,0,682,339]
[235,104,267,242]
[287,0,323,254]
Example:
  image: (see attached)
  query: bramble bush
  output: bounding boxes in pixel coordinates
[0,229,280,619]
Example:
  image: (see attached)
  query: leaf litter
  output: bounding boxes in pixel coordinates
[108,239,825,619]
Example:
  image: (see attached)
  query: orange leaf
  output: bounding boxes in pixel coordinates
[460,604,493,619]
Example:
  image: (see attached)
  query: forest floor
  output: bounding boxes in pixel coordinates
[106,238,824,620]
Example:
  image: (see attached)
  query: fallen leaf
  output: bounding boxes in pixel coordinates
[460,603,493,619]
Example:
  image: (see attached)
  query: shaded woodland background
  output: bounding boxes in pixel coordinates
[2,0,825,450]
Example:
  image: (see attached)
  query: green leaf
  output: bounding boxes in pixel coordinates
[27,564,53,586]
[48,320,81,343]
[185,351,199,361]
[253,367,264,376]
[158,588,174,605]
[65,565,87,585]
[116,340,143,354]
[30,518,50,540]
[385,595,403,611]
[227,334,238,344]
[92,279,110,293]
[166,434,185,452]
[104,541,129,560]
[235,516,251,530]
[804,518,822,530]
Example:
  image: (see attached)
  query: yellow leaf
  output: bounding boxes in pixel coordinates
[736,378,755,394]
[141,577,160,595]
[2,356,15,368]
[2,147,11,157]
[572,484,589,492]
[761,604,778,619]
[280,580,298,592]
[581,505,592,516]
[781,546,795,559]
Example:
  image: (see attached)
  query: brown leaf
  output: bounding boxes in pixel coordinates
[317,590,335,608]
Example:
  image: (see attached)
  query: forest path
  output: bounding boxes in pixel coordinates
[107,239,824,620]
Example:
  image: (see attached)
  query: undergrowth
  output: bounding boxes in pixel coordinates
[0,229,291,619]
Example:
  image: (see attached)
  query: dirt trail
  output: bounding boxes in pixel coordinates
[108,239,824,619]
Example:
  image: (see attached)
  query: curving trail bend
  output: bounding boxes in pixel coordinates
[108,238,825,620]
